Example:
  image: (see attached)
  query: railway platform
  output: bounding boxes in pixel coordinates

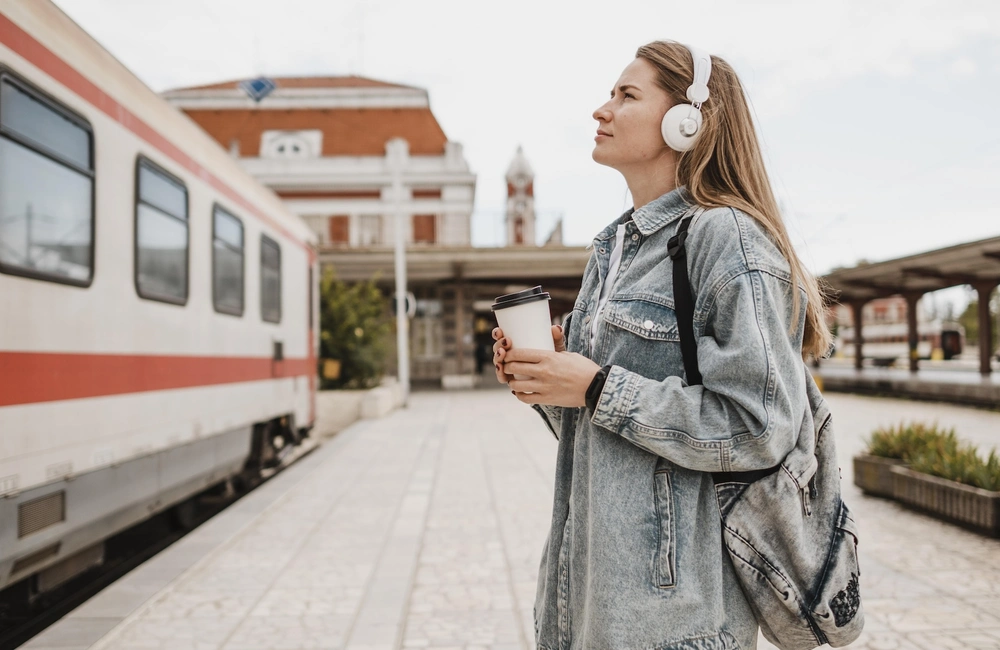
[818,362,1000,408]
[22,387,1000,650]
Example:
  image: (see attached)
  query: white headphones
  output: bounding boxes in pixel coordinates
[661,45,712,152]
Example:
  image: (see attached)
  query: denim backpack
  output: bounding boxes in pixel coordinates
[668,211,864,649]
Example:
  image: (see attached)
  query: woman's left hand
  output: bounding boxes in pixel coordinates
[502,347,602,407]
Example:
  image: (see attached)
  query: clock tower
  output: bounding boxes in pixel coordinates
[505,146,535,246]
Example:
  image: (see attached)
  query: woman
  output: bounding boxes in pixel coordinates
[492,41,832,649]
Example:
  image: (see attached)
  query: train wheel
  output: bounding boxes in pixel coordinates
[169,498,199,531]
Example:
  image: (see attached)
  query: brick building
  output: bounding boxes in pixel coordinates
[164,77,589,385]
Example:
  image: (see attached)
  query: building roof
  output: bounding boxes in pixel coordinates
[166,74,450,157]
[183,107,449,156]
[167,76,418,93]
[321,245,591,286]
[822,235,1000,303]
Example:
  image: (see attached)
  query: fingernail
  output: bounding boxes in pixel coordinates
[557,325,563,333]
[501,338,507,346]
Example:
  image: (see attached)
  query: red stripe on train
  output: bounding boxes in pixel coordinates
[0,12,308,253]
[0,352,313,407]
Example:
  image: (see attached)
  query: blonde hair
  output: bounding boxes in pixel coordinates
[636,40,831,359]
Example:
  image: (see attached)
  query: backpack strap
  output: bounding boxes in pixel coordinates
[667,213,702,387]
[667,209,781,485]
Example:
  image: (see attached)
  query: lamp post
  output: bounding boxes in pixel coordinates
[386,138,410,405]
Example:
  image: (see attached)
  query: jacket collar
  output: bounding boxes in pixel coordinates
[592,186,694,245]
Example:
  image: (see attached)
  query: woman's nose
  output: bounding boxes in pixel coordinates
[593,100,612,123]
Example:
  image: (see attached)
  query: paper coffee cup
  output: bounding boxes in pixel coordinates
[492,286,554,381]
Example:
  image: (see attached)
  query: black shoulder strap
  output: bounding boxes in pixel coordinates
[669,211,781,485]
[667,214,702,387]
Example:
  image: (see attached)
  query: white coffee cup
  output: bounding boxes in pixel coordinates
[492,286,554,381]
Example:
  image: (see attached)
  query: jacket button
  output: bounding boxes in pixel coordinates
[600,248,606,254]
[643,320,654,330]
[632,234,639,241]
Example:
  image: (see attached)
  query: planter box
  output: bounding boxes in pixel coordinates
[853,454,905,499]
[890,465,1000,537]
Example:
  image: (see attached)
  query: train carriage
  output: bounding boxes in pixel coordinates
[835,321,964,362]
[0,0,318,595]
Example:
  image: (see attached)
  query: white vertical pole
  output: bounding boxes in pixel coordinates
[388,138,410,405]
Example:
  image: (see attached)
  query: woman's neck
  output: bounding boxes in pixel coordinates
[622,157,679,210]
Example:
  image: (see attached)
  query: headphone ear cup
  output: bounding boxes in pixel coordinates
[661,103,703,152]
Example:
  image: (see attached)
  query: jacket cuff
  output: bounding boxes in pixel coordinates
[531,404,561,440]
[589,364,638,433]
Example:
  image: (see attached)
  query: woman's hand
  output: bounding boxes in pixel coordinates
[493,325,565,384]
[492,325,602,407]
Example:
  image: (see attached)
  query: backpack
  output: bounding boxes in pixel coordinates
[668,211,864,650]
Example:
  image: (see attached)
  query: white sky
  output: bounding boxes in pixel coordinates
[52,0,1000,303]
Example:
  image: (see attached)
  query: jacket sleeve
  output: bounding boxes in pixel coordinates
[588,267,807,472]
[531,404,562,440]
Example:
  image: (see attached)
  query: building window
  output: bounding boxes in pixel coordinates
[328,215,349,246]
[260,129,322,159]
[212,205,244,316]
[261,235,281,323]
[136,158,188,304]
[0,75,94,285]
[412,299,443,359]
[412,214,436,244]
[358,215,381,246]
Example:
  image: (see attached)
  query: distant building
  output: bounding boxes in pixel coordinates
[506,146,535,246]
[163,76,476,249]
[164,76,589,386]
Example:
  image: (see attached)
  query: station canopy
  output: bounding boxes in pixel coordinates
[822,235,1000,303]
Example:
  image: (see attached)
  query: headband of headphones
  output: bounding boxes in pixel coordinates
[685,45,712,106]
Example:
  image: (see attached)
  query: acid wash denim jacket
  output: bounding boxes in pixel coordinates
[530,187,812,650]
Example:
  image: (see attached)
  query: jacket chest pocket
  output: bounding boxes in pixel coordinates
[603,297,680,342]
[602,297,684,378]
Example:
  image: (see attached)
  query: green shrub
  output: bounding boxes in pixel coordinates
[864,422,958,462]
[865,421,1000,491]
[319,267,391,389]
[909,445,1000,492]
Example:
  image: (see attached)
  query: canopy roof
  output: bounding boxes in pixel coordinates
[822,235,1000,303]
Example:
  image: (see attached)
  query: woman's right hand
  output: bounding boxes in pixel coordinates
[492,324,566,385]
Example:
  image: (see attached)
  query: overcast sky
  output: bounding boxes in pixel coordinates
[52,0,1000,298]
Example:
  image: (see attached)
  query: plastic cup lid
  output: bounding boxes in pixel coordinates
[491,285,551,311]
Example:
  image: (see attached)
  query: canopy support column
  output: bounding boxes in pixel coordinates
[850,300,868,371]
[904,292,923,373]
[974,282,997,376]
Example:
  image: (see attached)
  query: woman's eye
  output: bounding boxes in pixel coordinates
[623,93,635,100]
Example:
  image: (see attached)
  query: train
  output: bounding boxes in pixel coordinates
[0,0,318,597]
[834,321,965,362]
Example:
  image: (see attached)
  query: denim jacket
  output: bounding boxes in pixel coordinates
[530,187,811,650]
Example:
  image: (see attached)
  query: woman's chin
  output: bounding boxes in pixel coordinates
[591,146,613,167]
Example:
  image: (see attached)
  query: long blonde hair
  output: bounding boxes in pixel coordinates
[636,40,831,359]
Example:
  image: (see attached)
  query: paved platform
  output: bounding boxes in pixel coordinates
[23,389,1000,650]
[817,361,1000,409]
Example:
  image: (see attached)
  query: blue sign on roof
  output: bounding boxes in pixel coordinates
[239,77,277,103]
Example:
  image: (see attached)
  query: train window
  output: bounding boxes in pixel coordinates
[0,75,94,285]
[212,205,244,316]
[135,158,188,304]
[261,235,281,323]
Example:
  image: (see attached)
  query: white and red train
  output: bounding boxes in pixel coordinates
[835,321,965,362]
[0,0,318,596]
